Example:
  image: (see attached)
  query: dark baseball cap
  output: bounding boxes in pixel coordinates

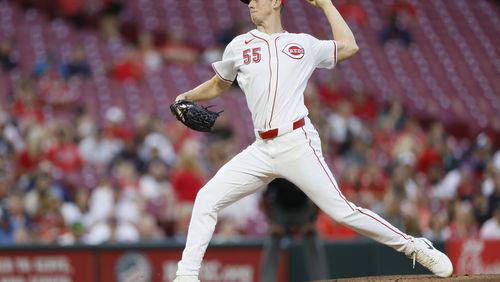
[240,0,286,5]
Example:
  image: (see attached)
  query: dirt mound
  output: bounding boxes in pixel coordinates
[312,274,500,282]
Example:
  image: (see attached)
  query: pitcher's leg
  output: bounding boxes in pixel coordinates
[282,128,452,277]
[280,128,413,252]
[176,145,274,277]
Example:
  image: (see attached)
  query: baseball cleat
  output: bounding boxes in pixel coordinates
[172,276,200,282]
[405,238,453,277]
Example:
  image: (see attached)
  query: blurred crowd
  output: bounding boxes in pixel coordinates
[1,0,500,246]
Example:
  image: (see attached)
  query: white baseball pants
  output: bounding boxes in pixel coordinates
[176,118,413,277]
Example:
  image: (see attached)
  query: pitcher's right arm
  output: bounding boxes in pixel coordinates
[306,0,359,62]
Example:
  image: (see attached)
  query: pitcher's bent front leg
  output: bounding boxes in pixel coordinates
[176,144,274,277]
[280,127,413,252]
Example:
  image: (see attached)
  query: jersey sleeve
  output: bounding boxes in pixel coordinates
[309,35,338,69]
[212,44,238,83]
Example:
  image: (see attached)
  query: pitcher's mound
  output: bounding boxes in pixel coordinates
[312,274,500,282]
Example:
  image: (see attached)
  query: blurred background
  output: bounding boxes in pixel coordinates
[0,0,499,281]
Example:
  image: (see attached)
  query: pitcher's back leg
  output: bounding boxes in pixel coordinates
[177,145,275,276]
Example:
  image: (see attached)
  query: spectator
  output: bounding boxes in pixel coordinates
[379,0,416,47]
[351,88,377,121]
[162,28,200,65]
[170,151,204,204]
[205,22,243,65]
[0,38,18,72]
[377,100,407,133]
[138,159,177,237]
[104,106,133,142]
[84,174,140,244]
[24,170,63,216]
[11,77,45,124]
[32,52,65,79]
[433,163,478,201]
[422,212,450,241]
[0,117,16,159]
[0,192,32,244]
[481,153,500,197]
[113,136,146,174]
[98,0,124,41]
[86,178,115,226]
[480,207,500,239]
[337,0,368,26]
[139,159,171,201]
[447,201,480,239]
[136,213,164,241]
[170,151,205,236]
[327,100,363,147]
[79,126,122,168]
[113,159,140,196]
[37,77,80,107]
[61,45,92,79]
[109,47,144,82]
[139,132,176,166]
[32,195,73,244]
[216,22,244,46]
[45,126,83,174]
[57,0,85,28]
[61,188,90,228]
[417,123,445,175]
[136,31,162,72]
[359,161,389,200]
[84,216,139,244]
[487,170,500,216]
[316,72,348,108]
[15,128,47,179]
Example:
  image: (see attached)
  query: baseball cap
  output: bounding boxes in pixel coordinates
[240,0,286,5]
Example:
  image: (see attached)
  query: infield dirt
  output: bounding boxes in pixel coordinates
[312,274,500,282]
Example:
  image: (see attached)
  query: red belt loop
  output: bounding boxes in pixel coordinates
[258,118,305,140]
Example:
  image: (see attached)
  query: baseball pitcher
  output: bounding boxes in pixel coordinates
[172,1,453,281]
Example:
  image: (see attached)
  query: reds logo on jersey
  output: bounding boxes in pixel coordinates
[282,43,305,60]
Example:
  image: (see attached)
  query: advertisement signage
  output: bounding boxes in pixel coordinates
[447,239,500,274]
[0,246,287,282]
[0,250,93,282]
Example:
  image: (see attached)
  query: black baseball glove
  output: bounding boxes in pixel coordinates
[170,100,222,132]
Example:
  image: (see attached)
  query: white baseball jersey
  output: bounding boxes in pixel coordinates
[176,29,414,280]
[213,29,337,131]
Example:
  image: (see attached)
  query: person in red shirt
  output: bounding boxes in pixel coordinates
[169,151,205,236]
[316,72,348,108]
[57,0,85,28]
[103,106,133,142]
[170,153,204,203]
[46,127,83,174]
[15,128,47,179]
[110,47,144,82]
[351,89,377,122]
[11,78,45,125]
[337,0,368,27]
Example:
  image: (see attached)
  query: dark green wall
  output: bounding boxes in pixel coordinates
[288,239,445,282]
